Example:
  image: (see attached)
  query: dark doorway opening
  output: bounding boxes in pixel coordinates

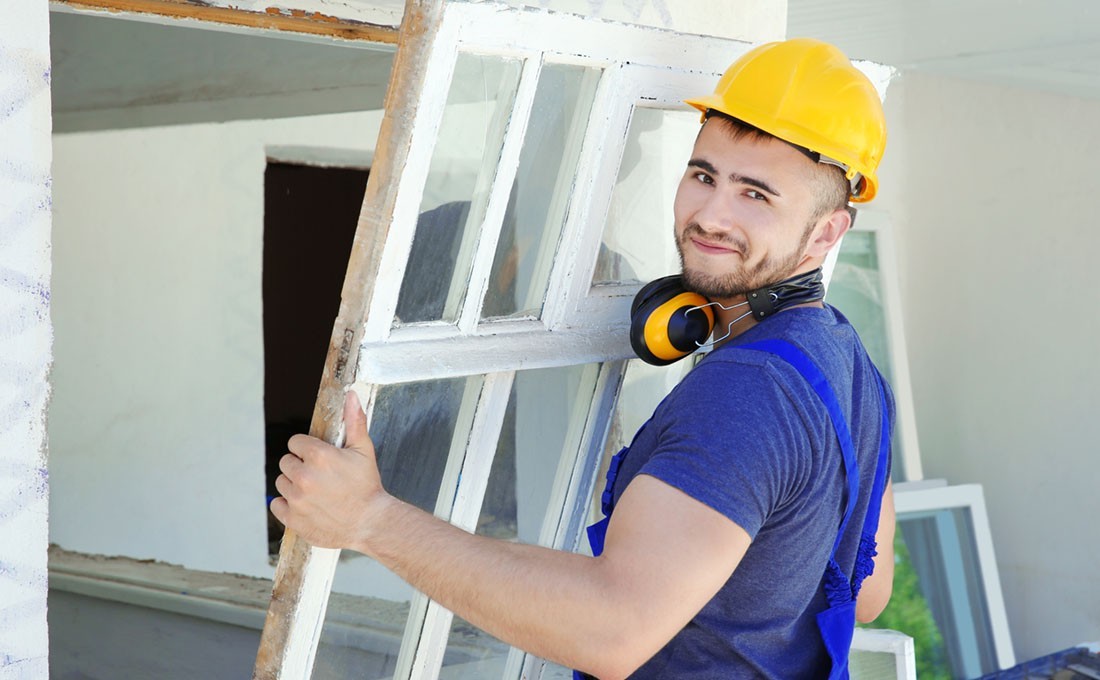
[263,161,368,554]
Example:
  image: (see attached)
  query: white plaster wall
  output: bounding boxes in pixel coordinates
[877,72,1100,660]
[0,1,52,676]
[49,110,383,580]
[186,0,786,42]
[493,0,786,42]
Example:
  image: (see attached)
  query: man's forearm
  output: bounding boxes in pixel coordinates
[359,495,639,677]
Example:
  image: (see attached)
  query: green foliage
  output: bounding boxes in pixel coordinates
[862,535,952,680]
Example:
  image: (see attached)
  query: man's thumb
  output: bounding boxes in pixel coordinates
[343,390,370,451]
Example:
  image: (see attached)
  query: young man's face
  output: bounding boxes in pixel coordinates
[672,119,829,302]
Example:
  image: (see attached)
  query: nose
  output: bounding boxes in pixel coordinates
[692,188,737,236]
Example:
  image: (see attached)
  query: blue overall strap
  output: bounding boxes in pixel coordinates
[851,368,892,598]
[738,339,862,562]
[585,445,630,557]
[740,339,889,680]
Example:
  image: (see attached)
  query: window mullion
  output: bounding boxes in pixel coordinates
[399,370,516,680]
[872,220,924,481]
[455,53,544,333]
[540,63,632,328]
[517,359,627,680]
[361,17,462,343]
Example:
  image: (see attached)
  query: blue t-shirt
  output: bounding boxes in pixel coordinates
[613,305,894,679]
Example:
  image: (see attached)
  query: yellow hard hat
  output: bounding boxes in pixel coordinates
[685,38,886,203]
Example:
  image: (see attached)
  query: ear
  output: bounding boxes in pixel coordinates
[804,207,852,259]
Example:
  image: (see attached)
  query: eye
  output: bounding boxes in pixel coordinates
[745,189,768,202]
[693,171,714,185]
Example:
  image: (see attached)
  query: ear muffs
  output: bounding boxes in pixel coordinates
[629,276,714,366]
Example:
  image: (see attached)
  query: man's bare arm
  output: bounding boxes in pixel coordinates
[855,481,895,623]
[271,392,752,680]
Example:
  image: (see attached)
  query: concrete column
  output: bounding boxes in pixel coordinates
[0,0,53,675]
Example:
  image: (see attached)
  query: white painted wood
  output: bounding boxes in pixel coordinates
[894,483,1016,670]
[392,372,514,680]
[269,384,377,679]
[851,628,917,680]
[514,64,603,325]
[441,54,530,325]
[457,54,543,331]
[358,325,632,385]
[327,4,760,676]
[548,65,737,327]
[864,215,924,481]
[362,12,462,343]
[449,3,753,72]
[447,372,516,531]
[390,376,483,679]
[273,548,341,679]
[539,62,630,328]
[409,372,515,678]
[517,360,626,680]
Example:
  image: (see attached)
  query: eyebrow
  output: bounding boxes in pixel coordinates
[688,158,782,198]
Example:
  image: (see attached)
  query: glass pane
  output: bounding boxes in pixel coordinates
[592,107,700,286]
[313,375,480,679]
[584,358,695,550]
[826,231,894,382]
[394,53,523,326]
[865,508,998,680]
[481,63,602,321]
[825,230,910,480]
[850,648,905,680]
[439,363,602,677]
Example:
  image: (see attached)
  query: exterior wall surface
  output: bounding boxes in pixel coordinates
[49,110,383,580]
[493,0,786,42]
[153,0,786,42]
[878,72,1100,660]
[0,0,53,676]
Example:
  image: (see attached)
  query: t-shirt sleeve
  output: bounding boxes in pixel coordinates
[637,358,812,539]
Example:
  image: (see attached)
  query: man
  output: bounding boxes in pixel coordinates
[272,38,895,679]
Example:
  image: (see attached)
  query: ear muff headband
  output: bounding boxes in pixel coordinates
[629,277,713,365]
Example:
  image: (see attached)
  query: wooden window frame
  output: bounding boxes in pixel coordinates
[256,3,754,679]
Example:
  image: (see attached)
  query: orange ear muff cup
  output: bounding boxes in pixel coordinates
[629,276,714,366]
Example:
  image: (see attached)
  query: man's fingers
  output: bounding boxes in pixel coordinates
[343,390,372,453]
[269,496,289,524]
[288,433,320,459]
[274,472,297,500]
[279,453,304,479]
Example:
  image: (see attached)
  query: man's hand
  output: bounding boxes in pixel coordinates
[269,390,388,553]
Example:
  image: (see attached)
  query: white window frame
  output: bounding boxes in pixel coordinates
[850,628,918,680]
[261,4,757,680]
[894,481,1016,673]
[826,208,924,482]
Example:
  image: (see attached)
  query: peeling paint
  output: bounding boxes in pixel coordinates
[54,0,400,43]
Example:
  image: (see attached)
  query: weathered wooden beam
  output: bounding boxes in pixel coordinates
[52,0,399,43]
[252,0,447,678]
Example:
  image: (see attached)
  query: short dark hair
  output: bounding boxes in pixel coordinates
[701,110,850,219]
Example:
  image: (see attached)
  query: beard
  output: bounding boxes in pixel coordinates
[676,222,813,299]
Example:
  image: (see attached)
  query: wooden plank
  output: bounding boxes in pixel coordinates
[252,1,447,678]
[52,0,399,43]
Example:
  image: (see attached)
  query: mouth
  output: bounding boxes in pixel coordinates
[689,236,738,256]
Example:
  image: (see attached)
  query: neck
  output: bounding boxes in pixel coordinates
[709,267,826,346]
